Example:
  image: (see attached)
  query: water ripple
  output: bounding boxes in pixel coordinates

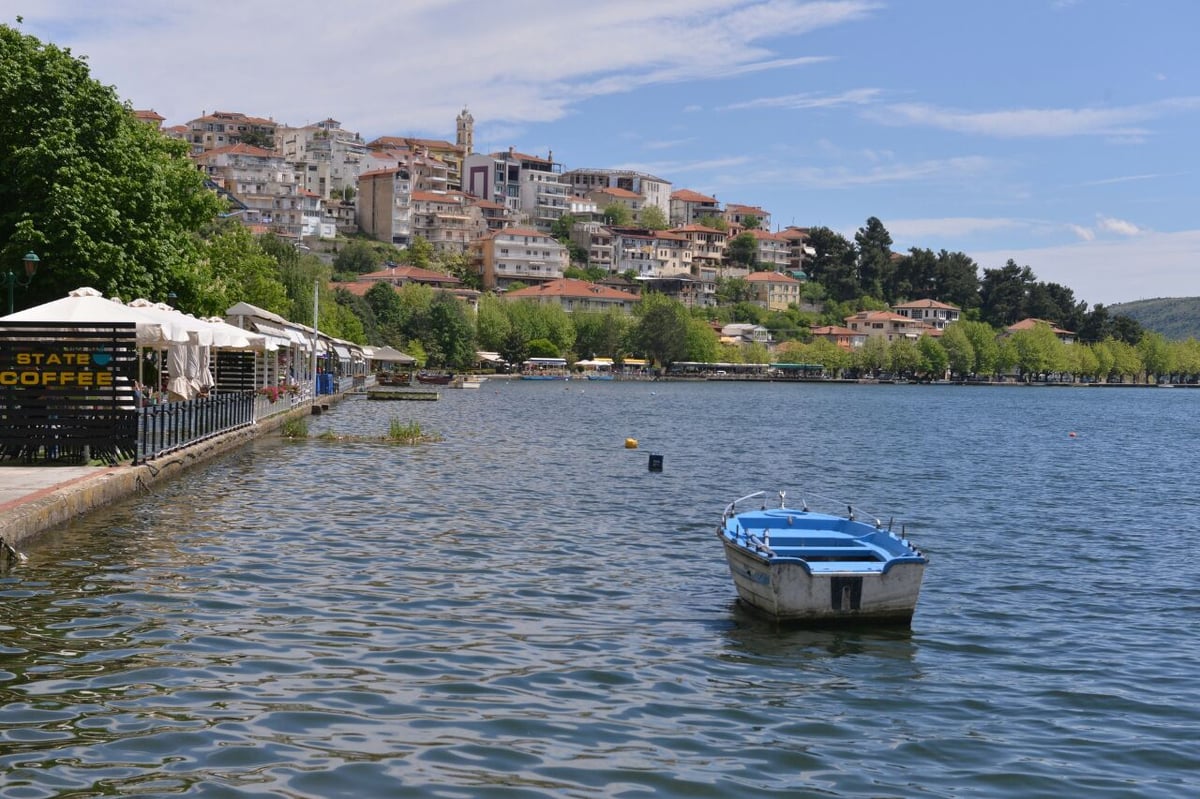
[2,384,1198,797]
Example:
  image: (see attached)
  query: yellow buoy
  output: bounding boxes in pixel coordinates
[625,438,638,449]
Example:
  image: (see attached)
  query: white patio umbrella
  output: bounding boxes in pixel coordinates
[0,287,190,346]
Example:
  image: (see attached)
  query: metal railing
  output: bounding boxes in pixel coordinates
[137,390,255,463]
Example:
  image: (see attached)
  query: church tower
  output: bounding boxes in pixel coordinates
[456,106,474,155]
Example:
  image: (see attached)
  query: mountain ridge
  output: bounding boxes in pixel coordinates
[1108,297,1200,341]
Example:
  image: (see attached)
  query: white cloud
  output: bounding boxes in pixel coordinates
[869,97,1200,138]
[884,217,1027,240]
[1069,224,1096,242]
[1096,216,1143,236]
[732,155,995,189]
[971,229,1200,305]
[21,0,882,134]
[722,87,882,111]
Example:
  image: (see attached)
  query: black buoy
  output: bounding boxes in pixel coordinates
[648,453,664,472]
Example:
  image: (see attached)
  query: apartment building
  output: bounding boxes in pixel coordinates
[410,190,487,255]
[844,310,928,342]
[560,168,672,219]
[193,143,309,238]
[588,187,643,220]
[356,167,414,247]
[186,111,278,155]
[462,148,569,233]
[672,223,727,274]
[504,278,639,314]
[357,151,457,247]
[779,226,816,277]
[744,229,792,271]
[669,189,721,226]
[745,271,803,312]
[891,299,961,330]
[724,203,771,232]
[570,221,615,273]
[277,117,367,200]
[468,227,568,291]
[637,273,716,309]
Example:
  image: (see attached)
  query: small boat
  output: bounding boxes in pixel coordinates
[585,373,614,381]
[718,491,928,625]
[416,372,454,385]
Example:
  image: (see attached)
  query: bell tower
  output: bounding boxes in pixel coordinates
[456,106,474,155]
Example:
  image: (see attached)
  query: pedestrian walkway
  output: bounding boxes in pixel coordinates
[0,465,113,512]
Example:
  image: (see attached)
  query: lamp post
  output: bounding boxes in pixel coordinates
[5,252,40,315]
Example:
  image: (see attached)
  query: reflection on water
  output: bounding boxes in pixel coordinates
[3,382,1199,797]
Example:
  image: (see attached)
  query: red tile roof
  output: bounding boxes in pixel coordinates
[671,189,718,203]
[505,278,638,301]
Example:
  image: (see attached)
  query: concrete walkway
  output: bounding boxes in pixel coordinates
[0,465,111,510]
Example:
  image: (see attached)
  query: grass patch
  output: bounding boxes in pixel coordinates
[281,417,309,439]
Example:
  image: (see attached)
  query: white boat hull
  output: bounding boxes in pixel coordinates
[720,537,926,624]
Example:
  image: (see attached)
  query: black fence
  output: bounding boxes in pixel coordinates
[0,322,139,464]
[137,391,255,463]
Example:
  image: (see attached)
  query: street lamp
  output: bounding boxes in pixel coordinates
[5,251,40,315]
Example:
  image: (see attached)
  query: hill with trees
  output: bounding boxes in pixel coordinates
[1107,298,1200,341]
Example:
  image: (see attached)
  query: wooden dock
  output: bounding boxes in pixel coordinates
[366,389,439,401]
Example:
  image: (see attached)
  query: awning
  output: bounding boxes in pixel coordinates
[253,321,289,338]
[332,345,351,360]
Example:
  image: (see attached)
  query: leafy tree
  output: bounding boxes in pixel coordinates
[1009,321,1065,381]
[805,226,858,302]
[696,214,728,232]
[732,301,767,324]
[550,213,577,243]
[939,323,975,378]
[1136,331,1173,383]
[917,335,949,379]
[1,24,224,308]
[740,215,762,230]
[474,293,512,351]
[889,248,937,302]
[200,223,290,316]
[979,260,1036,327]
[631,292,691,367]
[526,338,559,358]
[1107,339,1142,381]
[888,338,921,376]
[726,232,758,268]
[423,293,476,369]
[639,205,669,231]
[685,317,720,362]
[854,217,894,301]
[334,287,379,344]
[959,320,1000,377]
[572,309,631,359]
[499,327,529,368]
[933,250,981,310]
[715,276,753,305]
[401,236,435,270]
[1111,314,1144,345]
[602,204,632,226]
[505,299,575,353]
[333,239,383,276]
[439,250,482,291]
[1076,303,1112,343]
[1090,340,1115,381]
[856,336,889,376]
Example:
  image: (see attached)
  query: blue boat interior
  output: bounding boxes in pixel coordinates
[723,507,924,568]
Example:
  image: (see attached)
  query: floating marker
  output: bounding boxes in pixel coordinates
[648,453,663,472]
[625,438,638,449]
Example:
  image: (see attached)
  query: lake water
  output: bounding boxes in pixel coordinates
[2,380,1197,798]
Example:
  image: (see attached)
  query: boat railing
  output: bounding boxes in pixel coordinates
[723,488,898,533]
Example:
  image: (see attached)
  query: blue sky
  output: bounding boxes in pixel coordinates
[6,0,1198,306]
